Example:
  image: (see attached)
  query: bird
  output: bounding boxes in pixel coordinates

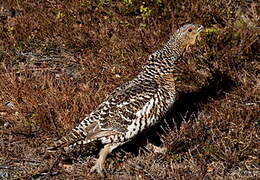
[48,23,204,176]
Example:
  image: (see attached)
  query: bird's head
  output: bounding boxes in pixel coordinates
[171,24,204,52]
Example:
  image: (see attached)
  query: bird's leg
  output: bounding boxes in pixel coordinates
[90,144,111,176]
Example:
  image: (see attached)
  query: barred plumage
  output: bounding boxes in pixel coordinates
[48,24,204,175]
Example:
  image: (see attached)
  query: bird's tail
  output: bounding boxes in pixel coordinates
[47,128,86,152]
[47,120,117,152]
[47,118,96,152]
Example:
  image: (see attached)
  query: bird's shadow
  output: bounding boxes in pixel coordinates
[120,71,235,155]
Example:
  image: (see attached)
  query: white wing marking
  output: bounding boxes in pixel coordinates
[135,98,154,117]
[125,98,155,138]
[117,101,129,108]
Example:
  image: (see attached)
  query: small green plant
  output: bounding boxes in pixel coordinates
[155,0,162,4]
[140,4,152,19]
[204,28,219,33]
[139,23,147,28]
[55,10,65,20]
[7,26,14,33]
[123,0,133,6]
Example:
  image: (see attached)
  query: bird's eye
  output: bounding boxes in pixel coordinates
[188,28,192,32]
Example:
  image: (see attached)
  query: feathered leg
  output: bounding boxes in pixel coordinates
[90,144,112,176]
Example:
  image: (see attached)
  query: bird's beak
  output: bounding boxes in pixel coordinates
[197,25,204,34]
[196,25,204,41]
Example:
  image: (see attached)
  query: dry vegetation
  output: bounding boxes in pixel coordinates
[0,0,259,179]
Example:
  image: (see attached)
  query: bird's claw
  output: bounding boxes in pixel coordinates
[146,143,168,153]
[90,161,105,177]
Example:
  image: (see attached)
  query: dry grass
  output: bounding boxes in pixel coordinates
[0,0,259,179]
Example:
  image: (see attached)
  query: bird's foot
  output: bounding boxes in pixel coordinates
[146,143,168,153]
[90,159,105,177]
[90,144,112,177]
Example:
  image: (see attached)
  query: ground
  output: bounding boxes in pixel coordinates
[0,0,259,179]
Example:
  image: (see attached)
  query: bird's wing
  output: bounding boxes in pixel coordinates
[96,80,160,129]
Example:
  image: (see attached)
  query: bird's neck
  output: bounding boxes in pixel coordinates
[136,40,184,81]
[149,38,183,60]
